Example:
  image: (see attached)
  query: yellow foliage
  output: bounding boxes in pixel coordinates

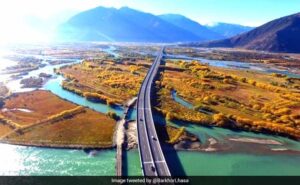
[213,113,229,126]
[273,108,292,116]
[168,127,185,144]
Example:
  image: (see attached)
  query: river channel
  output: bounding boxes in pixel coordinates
[0,46,299,176]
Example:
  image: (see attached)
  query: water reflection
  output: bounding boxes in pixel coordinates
[0,144,116,175]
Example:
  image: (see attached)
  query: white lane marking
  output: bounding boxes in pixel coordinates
[144,161,155,164]
[154,160,166,163]
[144,160,166,164]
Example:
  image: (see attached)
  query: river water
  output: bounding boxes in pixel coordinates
[0,46,300,176]
[167,86,300,176]
[0,144,116,175]
[0,50,120,176]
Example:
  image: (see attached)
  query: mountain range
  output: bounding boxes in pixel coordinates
[206,23,253,38]
[193,12,300,53]
[57,6,251,43]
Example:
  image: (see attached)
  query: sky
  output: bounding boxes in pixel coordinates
[0,0,299,43]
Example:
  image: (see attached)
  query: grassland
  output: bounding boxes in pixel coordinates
[0,90,117,148]
[156,60,300,139]
[57,58,151,105]
[1,90,76,126]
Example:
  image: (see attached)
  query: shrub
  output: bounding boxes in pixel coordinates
[213,113,229,126]
[166,112,174,121]
[248,80,256,86]
[274,108,292,116]
[168,127,185,144]
[47,106,85,123]
[194,104,216,113]
[252,104,262,110]
[223,79,231,84]
[272,73,286,78]
[240,77,247,83]
[83,92,107,103]
[106,111,119,120]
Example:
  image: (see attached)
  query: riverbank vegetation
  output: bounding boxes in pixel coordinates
[0,90,117,148]
[57,58,151,105]
[166,47,300,70]
[156,60,300,139]
[156,125,199,144]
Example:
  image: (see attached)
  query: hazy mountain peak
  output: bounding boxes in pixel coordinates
[58,6,205,42]
[159,13,224,41]
[194,12,300,53]
[159,13,189,20]
[206,22,254,38]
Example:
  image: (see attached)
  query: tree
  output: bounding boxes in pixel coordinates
[166,112,174,121]
[213,113,229,126]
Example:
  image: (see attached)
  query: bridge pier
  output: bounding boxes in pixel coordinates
[115,97,137,177]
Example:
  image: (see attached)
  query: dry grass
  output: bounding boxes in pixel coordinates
[0,124,13,137]
[0,90,117,148]
[4,109,116,148]
[1,90,76,126]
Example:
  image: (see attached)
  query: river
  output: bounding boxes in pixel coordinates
[0,50,121,176]
[0,46,300,176]
[166,87,300,176]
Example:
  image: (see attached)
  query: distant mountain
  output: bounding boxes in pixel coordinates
[57,7,205,43]
[192,13,300,53]
[159,14,224,41]
[206,23,254,38]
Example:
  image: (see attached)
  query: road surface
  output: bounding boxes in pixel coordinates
[137,47,172,177]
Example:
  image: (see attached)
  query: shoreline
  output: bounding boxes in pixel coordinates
[0,140,116,150]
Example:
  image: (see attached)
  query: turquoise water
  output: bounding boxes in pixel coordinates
[121,77,300,176]
[170,119,300,151]
[44,76,124,117]
[124,149,142,176]
[0,59,124,176]
[121,114,300,176]
[128,108,137,120]
[166,85,300,176]
[174,151,300,176]
[163,120,300,176]
[0,144,116,175]
[1,49,300,176]
[171,90,193,109]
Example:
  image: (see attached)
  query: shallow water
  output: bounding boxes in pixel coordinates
[121,114,300,176]
[171,90,193,109]
[0,51,124,176]
[173,151,300,176]
[166,54,300,78]
[165,84,300,176]
[0,144,116,176]
[124,149,142,176]
[44,76,124,117]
